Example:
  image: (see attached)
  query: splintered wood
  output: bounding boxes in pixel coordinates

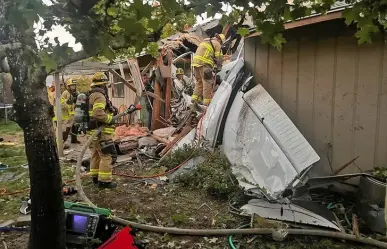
[159,126,193,157]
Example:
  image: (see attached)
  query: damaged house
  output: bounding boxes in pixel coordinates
[56,5,387,235]
[173,2,387,234]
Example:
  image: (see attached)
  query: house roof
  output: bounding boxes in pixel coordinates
[248,1,351,37]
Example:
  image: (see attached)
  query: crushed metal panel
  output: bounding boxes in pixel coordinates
[223,91,298,199]
[243,85,320,173]
[199,58,245,148]
[217,58,244,84]
[199,81,232,148]
[241,199,340,231]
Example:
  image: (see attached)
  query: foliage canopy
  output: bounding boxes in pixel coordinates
[1,0,387,74]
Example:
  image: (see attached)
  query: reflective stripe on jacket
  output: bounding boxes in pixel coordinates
[61,90,78,116]
[192,38,223,68]
[88,89,115,135]
[52,95,69,121]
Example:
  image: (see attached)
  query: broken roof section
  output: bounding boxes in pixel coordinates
[159,18,254,57]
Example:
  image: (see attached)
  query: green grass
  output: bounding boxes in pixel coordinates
[0,157,30,222]
[0,121,22,135]
[0,130,29,221]
[0,144,27,167]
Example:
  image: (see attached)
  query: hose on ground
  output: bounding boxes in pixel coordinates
[228,224,250,249]
[0,226,29,232]
[75,115,387,249]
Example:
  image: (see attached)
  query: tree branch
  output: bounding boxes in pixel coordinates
[0,42,22,52]
[68,0,101,14]
[57,50,88,69]
[56,41,134,70]
[236,11,247,28]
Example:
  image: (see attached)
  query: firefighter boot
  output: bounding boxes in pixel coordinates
[71,125,81,144]
[92,177,98,185]
[99,181,118,189]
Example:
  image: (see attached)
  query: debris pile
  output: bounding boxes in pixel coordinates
[114,125,148,140]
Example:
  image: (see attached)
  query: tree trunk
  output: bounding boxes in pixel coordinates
[6,48,66,249]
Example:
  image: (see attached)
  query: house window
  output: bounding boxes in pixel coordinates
[112,82,125,98]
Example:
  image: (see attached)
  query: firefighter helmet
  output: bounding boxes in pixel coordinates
[67,78,77,86]
[216,34,226,44]
[91,72,108,86]
[176,68,184,75]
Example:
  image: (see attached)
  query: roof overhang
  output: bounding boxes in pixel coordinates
[248,9,345,38]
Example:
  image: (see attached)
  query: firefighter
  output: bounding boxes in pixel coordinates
[52,81,71,148]
[88,72,118,188]
[176,68,184,81]
[191,33,225,106]
[142,74,153,130]
[62,78,80,144]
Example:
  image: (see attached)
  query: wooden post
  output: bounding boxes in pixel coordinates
[165,77,172,120]
[164,51,172,120]
[151,80,162,130]
[54,72,64,157]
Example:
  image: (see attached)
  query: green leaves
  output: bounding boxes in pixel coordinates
[40,52,57,72]
[355,24,379,44]
[237,28,250,37]
[206,6,216,18]
[5,0,387,74]
[272,33,286,50]
[145,42,159,57]
[127,0,153,21]
[148,19,160,31]
[342,8,355,25]
[107,7,119,17]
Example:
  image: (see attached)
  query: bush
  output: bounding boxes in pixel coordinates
[177,150,238,200]
[158,144,204,170]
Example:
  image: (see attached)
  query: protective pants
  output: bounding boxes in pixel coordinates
[70,124,79,143]
[192,65,214,106]
[54,119,72,143]
[147,107,152,130]
[89,133,113,183]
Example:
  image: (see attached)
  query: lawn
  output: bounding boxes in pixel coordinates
[0,121,28,222]
[0,121,22,135]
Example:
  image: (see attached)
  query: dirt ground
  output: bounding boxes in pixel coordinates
[0,122,380,249]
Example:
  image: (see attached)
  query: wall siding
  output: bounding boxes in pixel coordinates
[245,31,387,175]
[108,71,138,124]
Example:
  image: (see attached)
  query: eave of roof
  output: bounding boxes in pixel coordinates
[248,1,351,38]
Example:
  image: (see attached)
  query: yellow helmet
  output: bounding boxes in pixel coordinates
[176,68,184,75]
[216,34,226,44]
[91,72,108,87]
[66,78,77,86]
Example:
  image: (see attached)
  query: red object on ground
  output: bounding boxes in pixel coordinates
[97,227,138,249]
